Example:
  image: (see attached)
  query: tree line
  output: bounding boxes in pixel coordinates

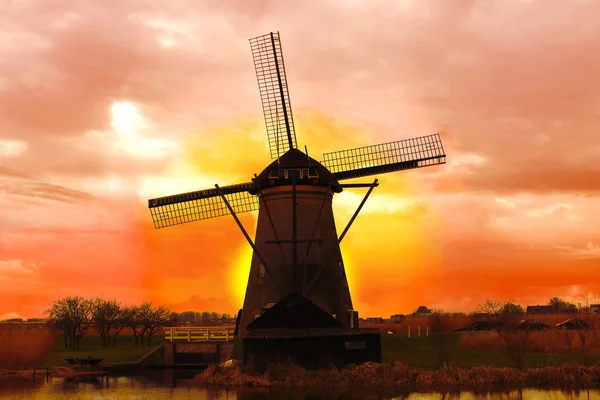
[45,296,171,349]
[170,310,235,325]
[471,296,581,316]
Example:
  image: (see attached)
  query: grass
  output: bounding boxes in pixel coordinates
[5,315,600,372]
[381,334,600,369]
[0,323,55,370]
[38,334,167,368]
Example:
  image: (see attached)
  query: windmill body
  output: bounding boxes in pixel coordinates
[147,31,447,367]
[237,149,352,337]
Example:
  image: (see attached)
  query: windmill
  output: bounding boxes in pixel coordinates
[148,32,446,358]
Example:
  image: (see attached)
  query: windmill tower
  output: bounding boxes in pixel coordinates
[148,32,446,365]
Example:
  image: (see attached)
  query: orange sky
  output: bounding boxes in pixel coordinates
[1,0,600,319]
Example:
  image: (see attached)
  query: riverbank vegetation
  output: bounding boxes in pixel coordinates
[191,362,600,390]
[0,323,55,370]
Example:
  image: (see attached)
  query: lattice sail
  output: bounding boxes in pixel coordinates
[321,133,446,181]
[148,183,259,229]
[250,32,297,159]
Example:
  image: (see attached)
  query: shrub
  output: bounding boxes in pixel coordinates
[0,323,55,370]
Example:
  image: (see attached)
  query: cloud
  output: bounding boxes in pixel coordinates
[525,203,572,218]
[1,180,95,204]
[495,197,516,209]
[1,0,600,318]
[0,259,38,276]
[556,242,600,259]
[0,140,28,157]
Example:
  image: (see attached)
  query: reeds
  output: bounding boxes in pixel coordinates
[190,362,600,390]
[0,323,55,370]
[458,329,600,354]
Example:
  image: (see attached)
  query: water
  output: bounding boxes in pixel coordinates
[0,370,598,400]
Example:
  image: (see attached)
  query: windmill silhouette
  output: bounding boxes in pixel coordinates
[148,32,446,343]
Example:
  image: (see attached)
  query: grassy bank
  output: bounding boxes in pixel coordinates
[191,362,600,390]
[40,334,166,368]
[40,331,600,369]
[381,334,600,369]
[5,318,600,373]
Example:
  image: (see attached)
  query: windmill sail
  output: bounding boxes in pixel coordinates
[321,133,446,181]
[148,182,259,229]
[250,32,297,159]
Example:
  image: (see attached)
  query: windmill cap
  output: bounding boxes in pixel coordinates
[250,148,342,194]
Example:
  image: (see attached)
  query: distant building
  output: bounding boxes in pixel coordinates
[390,314,406,324]
[414,306,432,316]
[363,317,386,324]
[526,305,553,314]
[590,304,600,313]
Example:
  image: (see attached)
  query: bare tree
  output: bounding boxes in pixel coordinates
[144,305,172,346]
[70,297,95,350]
[576,308,596,365]
[474,298,532,369]
[429,308,457,367]
[474,299,504,322]
[93,298,122,347]
[127,305,146,346]
[45,296,95,349]
[46,297,74,349]
[110,305,131,347]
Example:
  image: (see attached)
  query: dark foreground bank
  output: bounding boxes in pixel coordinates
[190,362,600,391]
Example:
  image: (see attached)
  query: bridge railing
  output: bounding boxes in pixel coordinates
[163,326,236,342]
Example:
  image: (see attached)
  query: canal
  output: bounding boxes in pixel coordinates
[0,369,599,399]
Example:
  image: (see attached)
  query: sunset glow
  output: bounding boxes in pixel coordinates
[1,0,599,320]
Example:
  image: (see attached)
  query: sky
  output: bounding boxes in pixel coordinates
[1,0,600,319]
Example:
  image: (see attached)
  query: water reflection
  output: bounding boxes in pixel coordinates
[0,370,598,400]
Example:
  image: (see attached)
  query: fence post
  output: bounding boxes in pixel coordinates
[426,326,429,337]
[408,325,411,339]
[418,326,421,337]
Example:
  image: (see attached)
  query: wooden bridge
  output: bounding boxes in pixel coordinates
[163,326,236,342]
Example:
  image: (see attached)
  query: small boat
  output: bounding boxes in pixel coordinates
[65,356,103,366]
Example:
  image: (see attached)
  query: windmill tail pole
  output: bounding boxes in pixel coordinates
[215,184,284,297]
[305,178,378,295]
[338,179,378,244]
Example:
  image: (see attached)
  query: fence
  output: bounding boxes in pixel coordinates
[163,326,236,342]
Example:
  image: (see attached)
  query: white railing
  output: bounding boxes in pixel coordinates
[163,326,235,342]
